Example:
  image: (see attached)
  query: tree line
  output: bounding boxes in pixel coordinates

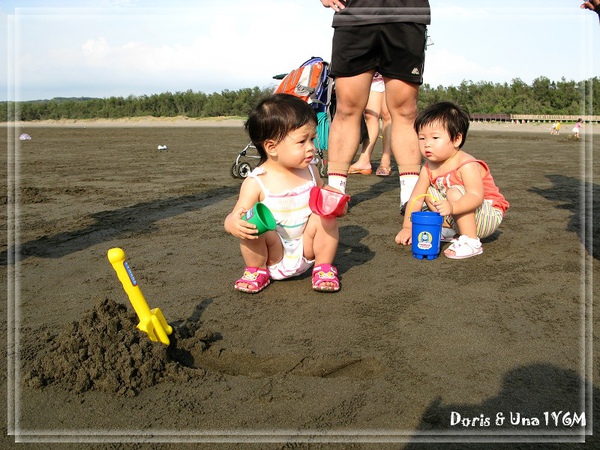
[1,76,598,122]
[419,77,598,117]
[1,86,272,122]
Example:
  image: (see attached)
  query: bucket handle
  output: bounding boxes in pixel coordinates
[408,193,439,218]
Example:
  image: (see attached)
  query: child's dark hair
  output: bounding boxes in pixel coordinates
[414,101,470,148]
[245,93,318,164]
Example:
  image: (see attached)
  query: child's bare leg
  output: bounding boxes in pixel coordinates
[304,215,339,264]
[445,187,477,238]
[304,215,339,289]
[451,211,477,238]
[443,188,479,258]
[238,231,282,289]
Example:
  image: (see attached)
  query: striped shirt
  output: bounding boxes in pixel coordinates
[332,0,431,27]
[249,165,317,241]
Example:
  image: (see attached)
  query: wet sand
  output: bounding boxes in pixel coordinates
[0,120,598,449]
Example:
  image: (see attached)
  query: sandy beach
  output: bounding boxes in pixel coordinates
[10,116,598,133]
[0,118,598,449]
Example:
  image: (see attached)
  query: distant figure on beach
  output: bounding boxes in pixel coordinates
[320,0,431,214]
[224,94,342,293]
[348,73,394,177]
[581,0,600,21]
[550,121,561,135]
[395,102,509,259]
[572,118,582,139]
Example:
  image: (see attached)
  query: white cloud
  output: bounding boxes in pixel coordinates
[424,48,512,86]
[13,2,333,97]
[81,37,110,60]
[5,1,596,100]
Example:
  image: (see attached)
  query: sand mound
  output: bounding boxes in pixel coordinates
[24,298,217,397]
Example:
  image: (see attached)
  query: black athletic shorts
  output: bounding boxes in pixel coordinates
[330,22,427,85]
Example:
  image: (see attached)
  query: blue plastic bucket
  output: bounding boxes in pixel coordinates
[411,211,443,260]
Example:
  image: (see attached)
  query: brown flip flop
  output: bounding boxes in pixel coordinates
[375,166,391,176]
[348,166,372,175]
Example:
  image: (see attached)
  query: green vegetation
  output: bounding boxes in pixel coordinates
[1,86,273,122]
[418,77,598,116]
[1,76,598,122]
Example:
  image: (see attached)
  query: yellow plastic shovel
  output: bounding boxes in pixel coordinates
[107,247,173,345]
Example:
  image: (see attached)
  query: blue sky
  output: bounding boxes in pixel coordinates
[1,0,598,101]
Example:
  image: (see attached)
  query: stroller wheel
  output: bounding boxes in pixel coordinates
[237,162,252,178]
[231,162,240,178]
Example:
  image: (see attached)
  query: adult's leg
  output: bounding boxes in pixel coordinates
[378,95,393,171]
[384,78,421,208]
[350,89,384,173]
[327,71,374,192]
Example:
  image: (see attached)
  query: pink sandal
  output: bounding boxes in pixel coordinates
[234,267,270,293]
[312,264,340,292]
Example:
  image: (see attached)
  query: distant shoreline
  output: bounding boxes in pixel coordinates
[5,116,246,128]
[4,116,598,134]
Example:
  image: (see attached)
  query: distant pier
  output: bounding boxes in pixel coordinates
[470,114,599,124]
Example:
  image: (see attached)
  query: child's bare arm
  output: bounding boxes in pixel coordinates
[434,161,484,216]
[396,168,430,245]
[401,169,430,228]
[395,228,412,246]
[224,178,262,240]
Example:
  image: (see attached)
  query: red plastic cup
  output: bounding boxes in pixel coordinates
[309,186,351,218]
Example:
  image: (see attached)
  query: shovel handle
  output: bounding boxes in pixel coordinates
[108,248,153,320]
[108,248,173,345]
[108,248,172,346]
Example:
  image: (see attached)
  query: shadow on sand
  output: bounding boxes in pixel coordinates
[2,175,398,266]
[530,174,599,260]
[1,185,239,265]
[406,363,597,449]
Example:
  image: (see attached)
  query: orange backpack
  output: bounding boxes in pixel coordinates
[274,57,330,111]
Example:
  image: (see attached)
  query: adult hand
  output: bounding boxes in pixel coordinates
[581,0,600,14]
[321,0,346,12]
